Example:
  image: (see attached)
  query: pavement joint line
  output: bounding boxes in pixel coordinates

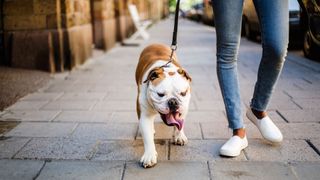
[12,137,33,159]
[275,110,289,123]
[134,125,139,140]
[69,123,80,136]
[87,140,100,160]
[305,139,320,157]
[243,149,250,161]
[291,99,303,110]
[287,54,320,73]
[301,77,313,84]
[199,123,205,140]
[168,140,171,160]
[292,83,304,90]
[282,90,293,99]
[32,160,46,180]
[121,162,127,180]
[89,100,99,111]
[50,110,62,122]
[288,164,300,180]
[207,161,213,180]
[38,101,52,110]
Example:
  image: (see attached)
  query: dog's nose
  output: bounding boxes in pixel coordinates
[168,98,179,112]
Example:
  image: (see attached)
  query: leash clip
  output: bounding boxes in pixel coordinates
[169,44,177,61]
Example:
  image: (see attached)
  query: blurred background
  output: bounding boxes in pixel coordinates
[1,0,319,109]
[0,0,319,74]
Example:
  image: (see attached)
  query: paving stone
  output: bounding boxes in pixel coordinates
[111,111,139,122]
[293,99,320,110]
[93,100,135,111]
[5,122,77,137]
[87,85,114,92]
[124,161,210,180]
[291,162,320,180]
[210,161,296,180]
[278,123,320,139]
[310,139,320,153]
[138,121,175,139]
[44,84,90,93]
[264,110,288,123]
[15,138,97,160]
[21,92,63,101]
[53,111,112,123]
[37,161,123,180]
[285,90,320,98]
[278,110,320,123]
[92,140,168,161]
[244,139,320,162]
[72,123,138,140]
[41,100,96,110]
[170,140,247,161]
[0,159,44,180]
[0,137,30,158]
[7,101,49,110]
[264,99,301,110]
[193,87,223,101]
[194,100,226,111]
[104,90,137,101]
[188,100,198,111]
[58,93,107,100]
[0,110,60,121]
[184,122,203,139]
[187,111,227,123]
[201,122,231,139]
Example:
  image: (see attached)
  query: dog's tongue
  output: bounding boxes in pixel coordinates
[161,113,184,131]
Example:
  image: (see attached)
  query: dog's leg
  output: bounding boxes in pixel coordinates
[139,113,157,168]
[174,127,188,146]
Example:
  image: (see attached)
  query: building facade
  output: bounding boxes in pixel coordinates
[0,0,169,72]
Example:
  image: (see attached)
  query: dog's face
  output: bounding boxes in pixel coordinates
[144,64,192,130]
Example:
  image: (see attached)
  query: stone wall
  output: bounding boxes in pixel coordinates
[92,0,116,51]
[0,0,169,72]
[0,1,4,65]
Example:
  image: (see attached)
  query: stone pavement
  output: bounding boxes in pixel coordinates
[1,18,320,180]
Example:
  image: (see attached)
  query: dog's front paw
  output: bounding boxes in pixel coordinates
[174,132,188,146]
[140,150,158,168]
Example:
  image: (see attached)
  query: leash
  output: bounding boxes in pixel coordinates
[144,0,180,84]
[162,0,180,68]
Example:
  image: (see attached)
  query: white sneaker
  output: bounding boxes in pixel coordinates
[246,108,283,143]
[220,136,248,157]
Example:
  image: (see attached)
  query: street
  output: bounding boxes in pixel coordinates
[0,18,320,179]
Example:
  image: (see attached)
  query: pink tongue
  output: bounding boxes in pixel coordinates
[165,113,183,131]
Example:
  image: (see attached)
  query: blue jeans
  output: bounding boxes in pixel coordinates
[211,0,289,129]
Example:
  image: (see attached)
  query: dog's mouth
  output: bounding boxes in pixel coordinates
[160,111,184,131]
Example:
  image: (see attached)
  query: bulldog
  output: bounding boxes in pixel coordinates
[135,43,192,168]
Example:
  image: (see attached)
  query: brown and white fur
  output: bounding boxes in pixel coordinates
[135,44,192,168]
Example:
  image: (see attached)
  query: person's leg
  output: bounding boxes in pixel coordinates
[211,0,248,157]
[246,0,288,143]
[251,0,289,112]
[211,0,244,131]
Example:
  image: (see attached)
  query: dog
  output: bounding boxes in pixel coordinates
[135,43,192,168]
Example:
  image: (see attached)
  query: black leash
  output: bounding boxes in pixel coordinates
[162,0,180,68]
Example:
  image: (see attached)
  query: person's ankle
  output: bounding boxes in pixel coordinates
[233,128,246,139]
[251,108,267,119]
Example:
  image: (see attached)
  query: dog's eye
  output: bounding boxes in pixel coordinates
[180,90,188,97]
[157,93,165,97]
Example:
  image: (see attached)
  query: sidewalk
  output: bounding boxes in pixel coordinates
[1,18,320,179]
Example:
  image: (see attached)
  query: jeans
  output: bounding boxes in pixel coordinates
[211,0,289,129]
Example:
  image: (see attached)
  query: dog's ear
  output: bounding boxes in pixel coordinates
[178,68,192,82]
[143,67,165,84]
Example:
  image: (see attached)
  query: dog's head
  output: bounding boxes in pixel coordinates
[144,64,192,130]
